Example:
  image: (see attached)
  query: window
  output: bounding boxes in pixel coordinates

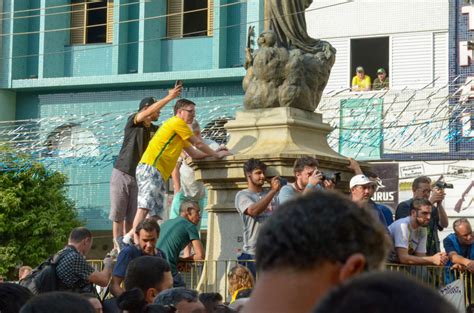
[71,0,114,45]
[350,37,389,90]
[167,0,214,39]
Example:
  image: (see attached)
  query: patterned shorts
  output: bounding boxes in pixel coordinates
[136,163,165,218]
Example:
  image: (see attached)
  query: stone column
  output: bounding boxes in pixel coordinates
[191,107,359,293]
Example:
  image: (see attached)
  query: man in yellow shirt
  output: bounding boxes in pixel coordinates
[124,99,230,243]
[352,66,371,91]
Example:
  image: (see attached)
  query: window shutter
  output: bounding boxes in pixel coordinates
[167,0,183,39]
[71,1,86,44]
[106,0,114,43]
[207,0,214,36]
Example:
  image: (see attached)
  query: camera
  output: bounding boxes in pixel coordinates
[175,80,183,87]
[278,177,288,186]
[435,181,453,189]
[320,172,341,184]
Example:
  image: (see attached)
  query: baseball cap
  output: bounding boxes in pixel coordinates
[356,66,364,72]
[138,97,157,111]
[377,68,386,74]
[350,174,377,189]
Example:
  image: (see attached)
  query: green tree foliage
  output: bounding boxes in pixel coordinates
[0,149,81,280]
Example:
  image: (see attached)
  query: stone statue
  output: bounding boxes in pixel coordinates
[243,0,336,112]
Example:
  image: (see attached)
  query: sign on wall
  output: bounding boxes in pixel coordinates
[371,163,399,211]
[339,98,383,160]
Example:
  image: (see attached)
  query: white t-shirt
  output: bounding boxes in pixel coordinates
[388,216,427,263]
[179,139,219,200]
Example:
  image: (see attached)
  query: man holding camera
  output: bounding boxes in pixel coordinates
[395,176,449,255]
[278,156,334,205]
[235,158,281,276]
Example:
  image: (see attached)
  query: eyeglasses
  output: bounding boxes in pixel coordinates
[181,108,195,114]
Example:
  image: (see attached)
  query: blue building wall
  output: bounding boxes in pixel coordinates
[14,83,244,230]
[2,0,263,230]
[160,38,213,71]
[64,44,114,77]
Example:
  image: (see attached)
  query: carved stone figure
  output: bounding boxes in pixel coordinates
[243,0,336,112]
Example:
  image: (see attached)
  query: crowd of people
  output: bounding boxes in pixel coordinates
[0,86,470,312]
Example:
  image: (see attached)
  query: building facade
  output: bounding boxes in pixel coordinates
[0,0,262,230]
[1,0,472,233]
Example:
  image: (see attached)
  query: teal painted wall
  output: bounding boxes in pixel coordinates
[0,91,16,121]
[15,92,39,120]
[126,2,139,74]
[14,83,244,230]
[6,0,256,81]
[226,0,247,68]
[65,44,114,77]
[43,0,70,78]
[12,1,39,79]
[141,0,166,73]
[161,37,213,71]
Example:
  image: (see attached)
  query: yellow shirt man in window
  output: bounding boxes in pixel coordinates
[352,66,371,91]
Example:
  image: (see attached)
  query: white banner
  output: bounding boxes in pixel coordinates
[439,278,465,313]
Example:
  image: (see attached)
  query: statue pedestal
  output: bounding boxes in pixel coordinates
[191,107,357,292]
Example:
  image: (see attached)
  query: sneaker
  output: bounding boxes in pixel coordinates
[122,233,134,246]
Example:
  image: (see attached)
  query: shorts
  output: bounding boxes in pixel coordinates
[109,168,138,223]
[136,163,165,218]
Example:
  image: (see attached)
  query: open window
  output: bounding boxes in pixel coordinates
[350,37,389,90]
[71,0,114,45]
[167,0,214,39]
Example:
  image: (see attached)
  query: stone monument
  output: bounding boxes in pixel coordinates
[191,0,358,293]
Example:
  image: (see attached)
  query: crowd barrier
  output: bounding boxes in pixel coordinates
[87,260,474,305]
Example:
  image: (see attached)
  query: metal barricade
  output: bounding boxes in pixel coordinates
[87,259,473,305]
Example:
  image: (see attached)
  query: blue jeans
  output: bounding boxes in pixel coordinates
[237,252,256,278]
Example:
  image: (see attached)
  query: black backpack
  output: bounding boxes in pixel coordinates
[20,248,71,295]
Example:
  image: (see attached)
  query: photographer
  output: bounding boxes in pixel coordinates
[394,176,449,255]
[235,159,281,277]
[278,156,334,206]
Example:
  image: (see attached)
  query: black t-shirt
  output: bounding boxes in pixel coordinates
[114,113,158,177]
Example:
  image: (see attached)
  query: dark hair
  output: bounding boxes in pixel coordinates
[412,176,431,191]
[0,283,33,313]
[135,218,160,236]
[69,227,92,243]
[143,304,177,313]
[154,287,199,306]
[256,191,389,272]
[20,292,95,313]
[243,158,267,176]
[117,288,147,313]
[199,293,223,313]
[410,198,432,213]
[313,272,456,313]
[293,156,319,174]
[124,256,171,294]
[173,99,195,115]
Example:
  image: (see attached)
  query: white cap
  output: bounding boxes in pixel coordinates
[350,175,377,189]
